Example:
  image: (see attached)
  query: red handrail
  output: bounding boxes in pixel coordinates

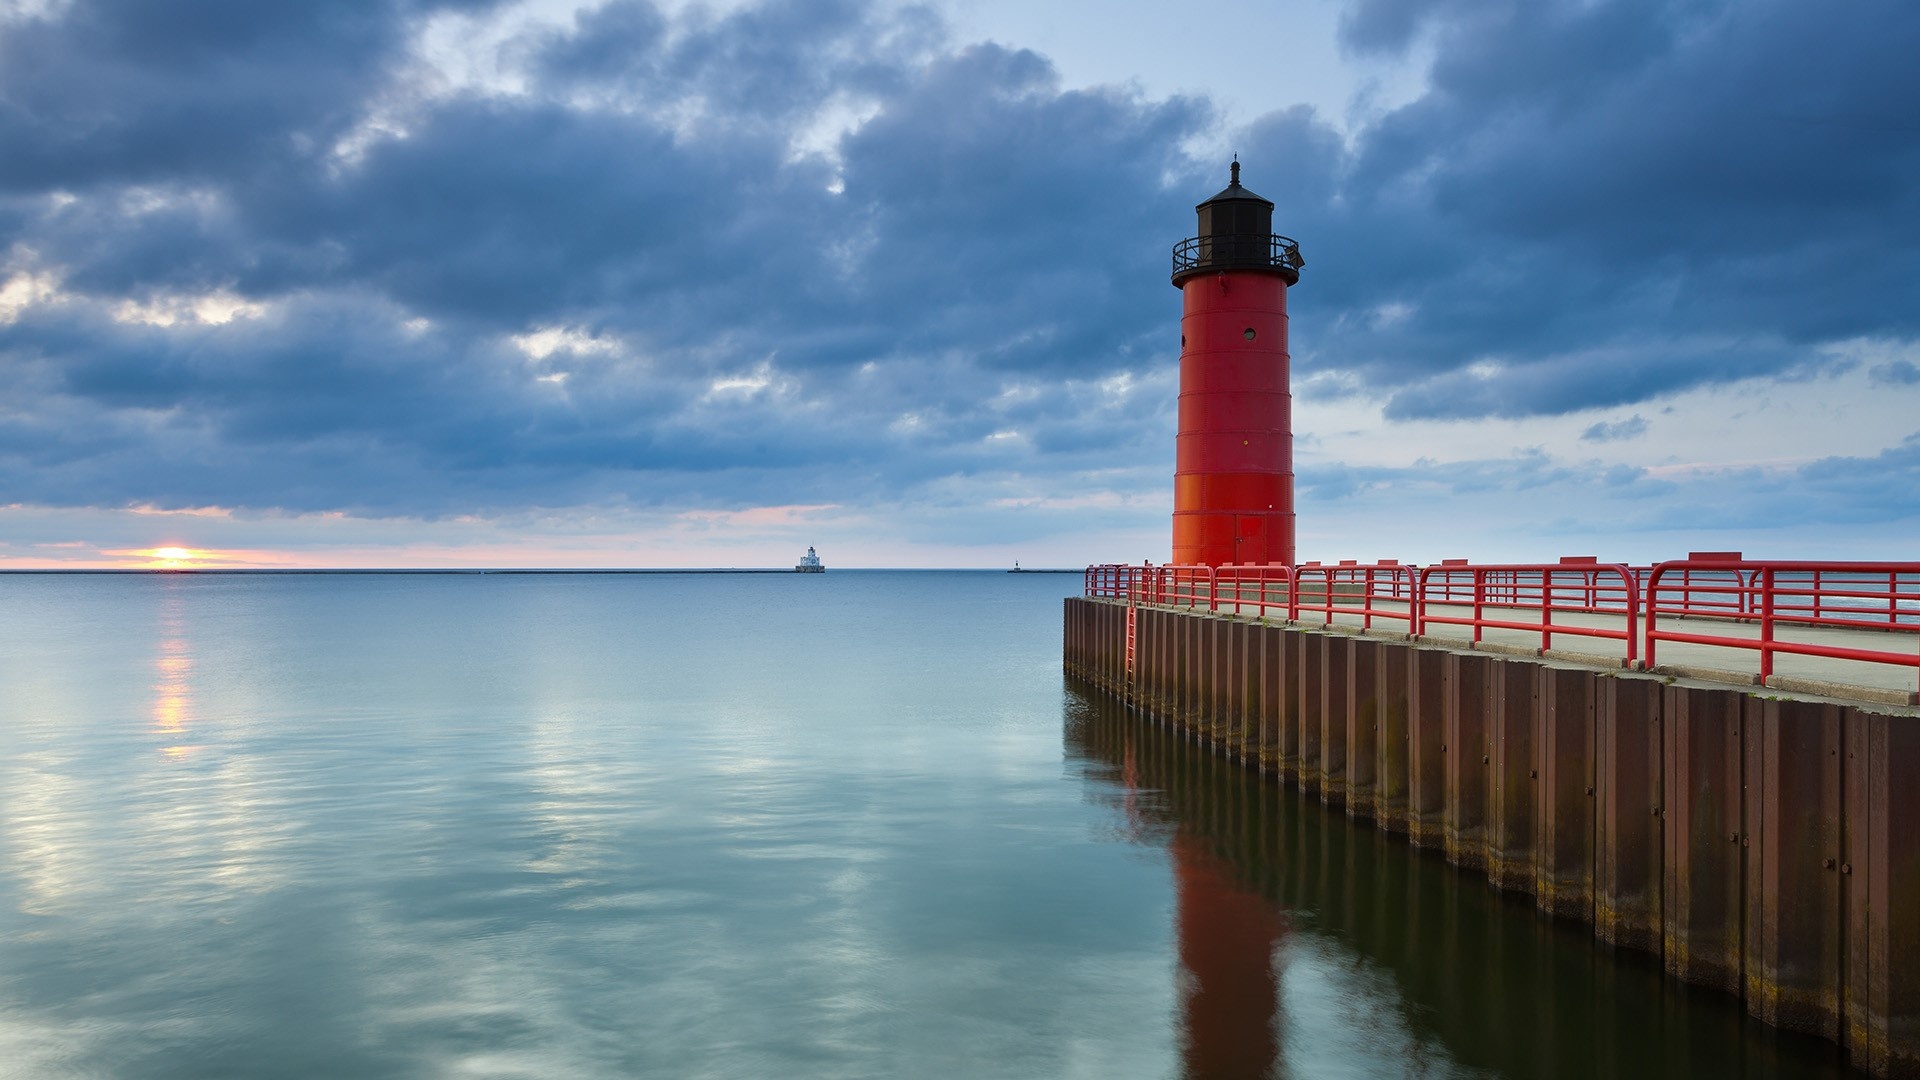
[1645,560,1920,689]
[1211,563,1296,620]
[1415,562,1639,664]
[1145,564,1217,610]
[1084,558,1920,694]
[1294,562,1419,634]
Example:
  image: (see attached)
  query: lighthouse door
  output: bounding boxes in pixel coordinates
[1234,515,1267,565]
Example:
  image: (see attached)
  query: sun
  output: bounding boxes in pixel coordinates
[146,547,200,568]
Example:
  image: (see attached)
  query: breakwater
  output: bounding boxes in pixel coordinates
[1064,596,1920,1078]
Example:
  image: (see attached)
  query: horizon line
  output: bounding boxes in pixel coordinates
[0,566,1089,575]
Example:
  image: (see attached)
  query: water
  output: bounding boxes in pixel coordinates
[0,572,1858,1078]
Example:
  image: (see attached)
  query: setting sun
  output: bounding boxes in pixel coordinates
[142,547,204,568]
[58,545,293,571]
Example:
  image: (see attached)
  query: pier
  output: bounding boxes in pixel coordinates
[1064,163,1920,1075]
[1064,556,1920,1078]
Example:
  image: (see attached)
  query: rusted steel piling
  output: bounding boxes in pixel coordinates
[1064,596,1920,1078]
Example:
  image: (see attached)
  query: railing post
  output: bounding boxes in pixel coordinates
[1644,567,1660,669]
[1541,569,1554,654]
[1414,568,1429,639]
[1759,565,1776,682]
[1473,569,1486,645]
[1622,566,1639,667]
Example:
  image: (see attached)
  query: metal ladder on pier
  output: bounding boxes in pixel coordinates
[1123,580,1139,707]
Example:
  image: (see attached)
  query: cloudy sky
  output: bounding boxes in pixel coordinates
[1,0,1915,568]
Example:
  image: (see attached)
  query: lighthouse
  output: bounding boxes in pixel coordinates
[1170,161,1304,568]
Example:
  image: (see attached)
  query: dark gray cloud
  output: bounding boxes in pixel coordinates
[1581,416,1649,443]
[1871,360,1920,386]
[2,0,1192,516]
[0,0,501,193]
[1284,0,1920,417]
[1,0,1916,525]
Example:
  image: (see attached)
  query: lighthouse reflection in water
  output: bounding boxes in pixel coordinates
[1065,681,1851,1080]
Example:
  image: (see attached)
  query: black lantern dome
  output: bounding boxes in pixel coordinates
[1171,160,1304,286]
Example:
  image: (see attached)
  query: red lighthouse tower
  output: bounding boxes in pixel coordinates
[1170,162,1304,567]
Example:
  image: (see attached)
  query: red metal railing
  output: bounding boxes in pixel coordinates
[1084,557,1920,693]
[1212,563,1295,619]
[1086,564,1218,609]
[1084,564,1133,600]
[1150,564,1219,610]
[1630,552,1757,619]
[1294,560,1419,633]
[1416,561,1640,663]
[1645,559,1920,689]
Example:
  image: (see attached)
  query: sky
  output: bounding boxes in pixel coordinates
[1,0,1916,569]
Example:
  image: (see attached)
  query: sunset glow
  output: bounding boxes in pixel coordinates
[70,545,251,569]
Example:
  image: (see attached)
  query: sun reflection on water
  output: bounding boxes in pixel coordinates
[151,586,198,758]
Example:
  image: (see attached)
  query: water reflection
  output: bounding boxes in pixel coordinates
[1063,678,1857,1080]
[1122,728,1289,1077]
[151,581,196,757]
[132,577,291,905]
[5,572,1172,1078]
[1172,833,1286,1078]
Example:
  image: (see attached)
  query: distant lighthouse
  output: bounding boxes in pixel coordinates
[1169,161,1304,567]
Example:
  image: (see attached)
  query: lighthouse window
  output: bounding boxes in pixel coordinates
[1243,327,1257,340]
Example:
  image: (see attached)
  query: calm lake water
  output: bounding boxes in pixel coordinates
[0,572,1857,1078]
